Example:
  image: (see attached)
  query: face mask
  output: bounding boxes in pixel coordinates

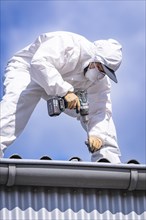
[85,63,105,82]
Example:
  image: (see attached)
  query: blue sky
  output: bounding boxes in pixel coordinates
[0,0,145,163]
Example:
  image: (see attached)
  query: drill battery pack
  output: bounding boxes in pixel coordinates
[47,97,66,116]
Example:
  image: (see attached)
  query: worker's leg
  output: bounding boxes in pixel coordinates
[91,145,121,164]
[0,67,44,157]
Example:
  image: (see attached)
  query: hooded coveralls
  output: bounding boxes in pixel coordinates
[0,31,122,163]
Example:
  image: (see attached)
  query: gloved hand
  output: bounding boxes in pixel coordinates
[85,135,103,153]
[64,92,80,112]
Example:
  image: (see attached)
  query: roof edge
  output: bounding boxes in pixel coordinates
[0,159,146,191]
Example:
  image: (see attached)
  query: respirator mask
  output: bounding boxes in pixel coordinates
[85,63,105,82]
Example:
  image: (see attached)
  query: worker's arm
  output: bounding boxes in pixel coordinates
[82,79,118,149]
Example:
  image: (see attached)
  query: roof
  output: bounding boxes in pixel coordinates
[0,158,146,191]
[1,157,146,220]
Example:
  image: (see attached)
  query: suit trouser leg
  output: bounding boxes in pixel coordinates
[0,68,44,157]
[91,145,121,164]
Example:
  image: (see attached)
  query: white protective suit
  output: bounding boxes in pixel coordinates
[0,31,122,163]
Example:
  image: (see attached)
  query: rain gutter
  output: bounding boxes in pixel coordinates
[0,159,146,191]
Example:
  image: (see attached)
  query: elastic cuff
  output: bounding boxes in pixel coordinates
[59,82,74,97]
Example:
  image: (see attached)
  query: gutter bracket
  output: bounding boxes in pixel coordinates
[7,164,16,186]
[128,169,138,191]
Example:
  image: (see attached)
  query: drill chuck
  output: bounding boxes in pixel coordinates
[82,115,89,123]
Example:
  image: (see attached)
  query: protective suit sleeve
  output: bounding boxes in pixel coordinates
[30,35,75,97]
[85,80,118,147]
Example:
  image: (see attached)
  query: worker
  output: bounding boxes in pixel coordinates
[0,31,122,163]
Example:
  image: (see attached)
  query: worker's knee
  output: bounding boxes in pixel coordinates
[91,145,121,164]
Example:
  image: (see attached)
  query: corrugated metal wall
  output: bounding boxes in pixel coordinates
[0,186,145,220]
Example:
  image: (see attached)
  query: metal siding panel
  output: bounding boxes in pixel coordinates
[0,186,146,220]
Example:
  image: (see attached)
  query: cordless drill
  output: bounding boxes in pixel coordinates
[47,90,90,148]
[47,90,89,123]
